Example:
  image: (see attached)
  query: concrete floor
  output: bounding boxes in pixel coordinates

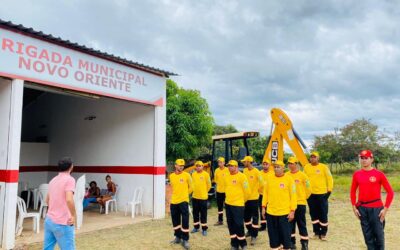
[14,209,152,248]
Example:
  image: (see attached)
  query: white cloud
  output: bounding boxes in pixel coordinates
[1,0,399,145]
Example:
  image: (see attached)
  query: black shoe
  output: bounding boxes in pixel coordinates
[170,237,181,244]
[214,221,223,226]
[250,237,257,246]
[182,240,190,249]
[230,247,239,250]
[241,245,248,250]
[301,241,309,250]
[291,244,297,249]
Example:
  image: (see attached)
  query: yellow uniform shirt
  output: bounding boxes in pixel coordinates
[243,167,263,200]
[224,172,251,206]
[192,171,211,200]
[169,172,193,204]
[214,167,230,193]
[287,170,311,205]
[304,163,333,194]
[262,173,297,216]
[259,169,274,195]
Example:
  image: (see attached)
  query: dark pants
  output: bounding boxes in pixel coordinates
[244,199,259,238]
[171,202,189,241]
[359,206,385,250]
[266,213,292,249]
[192,198,208,231]
[290,205,309,244]
[259,195,267,230]
[307,193,329,236]
[226,204,247,248]
[216,192,225,222]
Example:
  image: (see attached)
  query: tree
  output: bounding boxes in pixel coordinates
[213,124,238,135]
[166,79,214,162]
[312,118,399,164]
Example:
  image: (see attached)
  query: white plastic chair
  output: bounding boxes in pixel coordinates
[16,197,40,236]
[124,187,144,218]
[38,184,49,219]
[74,175,86,229]
[101,185,119,215]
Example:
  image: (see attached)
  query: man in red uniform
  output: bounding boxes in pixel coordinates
[350,150,394,250]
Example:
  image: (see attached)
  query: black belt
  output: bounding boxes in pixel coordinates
[356,199,381,207]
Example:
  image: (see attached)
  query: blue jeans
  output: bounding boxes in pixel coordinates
[83,197,98,209]
[43,217,75,250]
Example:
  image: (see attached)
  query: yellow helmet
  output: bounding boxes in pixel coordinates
[273,160,285,167]
[227,160,238,167]
[287,157,298,164]
[310,151,320,158]
[175,159,185,166]
[241,156,254,163]
[195,161,204,166]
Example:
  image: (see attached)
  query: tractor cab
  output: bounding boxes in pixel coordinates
[211,131,259,175]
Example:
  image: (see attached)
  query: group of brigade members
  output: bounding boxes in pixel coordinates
[169,149,395,250]
[168,149,400,250]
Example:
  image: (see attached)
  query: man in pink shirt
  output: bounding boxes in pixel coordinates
[44,157,76,250]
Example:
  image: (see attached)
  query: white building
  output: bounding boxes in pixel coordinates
[0,19,172,249]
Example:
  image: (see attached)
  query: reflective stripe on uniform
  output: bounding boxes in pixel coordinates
[181,228,190,233]
[320,222,329,226]
[173,225,181,230]
[300,235,309,240]
[230,234,237,238]
[311,220,320,224]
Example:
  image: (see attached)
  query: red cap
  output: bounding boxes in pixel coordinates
[359,150,373,158]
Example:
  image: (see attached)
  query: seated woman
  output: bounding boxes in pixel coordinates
[83,181,101,209]
[97,175,117,213]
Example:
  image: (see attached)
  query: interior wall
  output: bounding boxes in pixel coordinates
[19,142,49,191]
[22,91,156,214]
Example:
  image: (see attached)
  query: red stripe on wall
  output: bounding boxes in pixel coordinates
[0,170,19,183]
[19,166,166,175]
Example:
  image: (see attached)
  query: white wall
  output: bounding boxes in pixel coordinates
[0,78,24,249]
[22,92,157,215]
[19,142,50,190]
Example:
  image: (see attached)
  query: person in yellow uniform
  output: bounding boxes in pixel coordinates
[262,160,297,250]
[169,159,193,249]
[224,160,251,250]
[287,157,311,250]
[242,156,262,245]
[259,159,273,231]
[191,161,211,236]
[304,151,333,241]
[214,157,230,226]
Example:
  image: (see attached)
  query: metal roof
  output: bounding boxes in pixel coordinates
[212,131,259,141]
[0,19,176,77]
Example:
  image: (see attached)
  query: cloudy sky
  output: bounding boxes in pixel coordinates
[1,0,399,145]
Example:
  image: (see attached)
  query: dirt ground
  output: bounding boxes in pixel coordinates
[25,195,399,250]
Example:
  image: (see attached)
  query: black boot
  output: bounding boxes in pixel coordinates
[291,237,297,249]
[301,240,308,250]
